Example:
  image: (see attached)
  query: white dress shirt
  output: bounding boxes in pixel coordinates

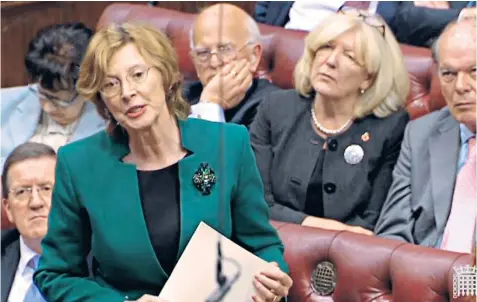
[189,102,226,122]
[285,0,379,32]
[188,81,256,123]
[7,237,40,302]
[29,112,78,152]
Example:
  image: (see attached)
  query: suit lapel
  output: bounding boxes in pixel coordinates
[7,91,42,149]
[102,138,167,285]
[227,79,260,124]
[1,237,20,302]
[100,119,206,285]
[176,119,214,259]
[321,118,372,219]
[429,114,460,235]
[287,106,324,209]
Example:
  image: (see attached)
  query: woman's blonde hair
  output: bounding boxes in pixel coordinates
[294,13,410,118]
[77,22,190,140]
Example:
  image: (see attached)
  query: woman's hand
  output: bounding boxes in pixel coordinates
[345,225,373,236]
[302,216,373,236]
[413,1,450,9]
[252,262,293,302]
[125,294,168,302]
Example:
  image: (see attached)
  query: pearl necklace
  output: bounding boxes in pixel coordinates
[311,107,352,135]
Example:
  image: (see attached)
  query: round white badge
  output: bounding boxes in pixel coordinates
[344,144,364,165]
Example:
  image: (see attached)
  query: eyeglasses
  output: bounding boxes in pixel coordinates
[100,66,152,98]
[338,7,386,37]
[190,41,254,65]
[29,85,80,108]
[8,184,53,203]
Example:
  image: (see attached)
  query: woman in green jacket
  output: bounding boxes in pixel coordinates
[33,23,292,302]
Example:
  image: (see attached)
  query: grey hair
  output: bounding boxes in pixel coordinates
[189,14,262,49]
[431,18,475,62]
[431,37,440,63]
[431,21,457,63]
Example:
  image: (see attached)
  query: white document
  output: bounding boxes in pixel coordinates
[159,222,271,302]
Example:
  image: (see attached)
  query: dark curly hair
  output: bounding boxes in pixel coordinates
[25,22,93,92]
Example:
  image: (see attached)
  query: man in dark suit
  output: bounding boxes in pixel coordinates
[1,142,56,302]
[375,18,476,254]
[186,3,279,128]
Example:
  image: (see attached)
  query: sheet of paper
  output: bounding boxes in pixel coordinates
[159,222,271,302]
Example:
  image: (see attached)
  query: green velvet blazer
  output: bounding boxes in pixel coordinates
[33,118,288,302]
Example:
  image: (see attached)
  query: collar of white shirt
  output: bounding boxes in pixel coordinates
[18,236,40,275]
[42,111,77,136]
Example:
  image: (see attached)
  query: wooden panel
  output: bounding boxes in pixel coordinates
[1,1,132,88]
[0,1,256,88]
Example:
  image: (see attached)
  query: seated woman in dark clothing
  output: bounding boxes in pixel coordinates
[250,8,410,235]
[33,23,292,302]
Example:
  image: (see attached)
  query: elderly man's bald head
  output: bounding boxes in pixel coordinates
[433,18,476,62]
[189,3,263,87]
[190,4,261,49]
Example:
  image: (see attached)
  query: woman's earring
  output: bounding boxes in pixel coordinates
[104,108,111,119]
[104,108,120,126]
[360,89,365,95]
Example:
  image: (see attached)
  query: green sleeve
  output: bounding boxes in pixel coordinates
[232,126,289,274]
[33,149,125,302]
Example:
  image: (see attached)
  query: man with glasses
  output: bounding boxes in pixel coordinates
[376,18,476,254]
[186,3,280,128]
[1,142,56,302]
[1,23,105,171]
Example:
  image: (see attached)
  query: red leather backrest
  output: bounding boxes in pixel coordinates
[272,221,473,302]
[96,4,447,119]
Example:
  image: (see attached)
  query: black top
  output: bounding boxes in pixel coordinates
[304,146,325,218]
[137,163,180,276]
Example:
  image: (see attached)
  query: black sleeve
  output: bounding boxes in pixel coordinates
[249,94,308,224]
[254,1,271,23]
[392,2,463,47]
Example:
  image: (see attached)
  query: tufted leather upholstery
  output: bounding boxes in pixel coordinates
[272,221,473,302]
[96,3,447,119]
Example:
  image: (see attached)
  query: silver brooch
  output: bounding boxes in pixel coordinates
[344,144,364,165]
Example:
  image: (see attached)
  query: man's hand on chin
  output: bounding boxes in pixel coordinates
[200,59,253,110]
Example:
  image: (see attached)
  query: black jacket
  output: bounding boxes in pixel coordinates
[250,90,410,230]
[1,229,20,302]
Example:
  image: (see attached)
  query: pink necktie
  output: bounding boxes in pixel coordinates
[441,138,476,253]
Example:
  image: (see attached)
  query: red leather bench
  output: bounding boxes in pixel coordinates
[272,221,473,302]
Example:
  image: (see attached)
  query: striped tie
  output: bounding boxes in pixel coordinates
[23,255,46,302]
